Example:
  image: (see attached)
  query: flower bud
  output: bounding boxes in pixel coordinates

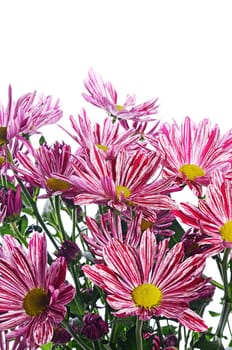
[163,334,178,347]
[80,313,109,340]
[55,240,81,264]
[52,326,72,344]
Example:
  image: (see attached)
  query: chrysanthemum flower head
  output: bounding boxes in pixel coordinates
[0,330,27,350]
[15,141,78,197]
[157,116,232,196]
[83,230,208,332]
[0,185,22,224]
[73,147,176,213]
[82,68,159,122]
[173,171,232,251]
[0,232,75,348]
[82,210,143,260]
[0,85,62,144]
[61,108,138,159]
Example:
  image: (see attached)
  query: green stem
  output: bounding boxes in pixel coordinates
[109,320,119,346]
[202,274,224,290]
[215,248,231,338]
[61,320,92,350]
[156,318,164,348]
[69,264,85,316]
[17,178,58,249]
[54,195,68,240]
[71,207,77,240]
[10,222,28,247]
[135,318,143,350]
[93,340,102,350]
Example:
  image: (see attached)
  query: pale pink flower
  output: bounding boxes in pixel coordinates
[157,117,232,196]
[173,172,232,251]
[0,232,75,349]
[82,68,159,121]
[83,230,208,332]
[73,147,176,212]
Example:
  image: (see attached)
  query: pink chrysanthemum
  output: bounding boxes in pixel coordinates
[157,116,232,195]
[61,108,138,159]
[73,147,176,212]
[82,68,159,121]
[173,172,232,251]
[0,185,22,224]
[0,232,75,348]
[82,210,143,260]
[83,230,208,332]
[15,141,78,197]
[0,330,27,350]
[0,86,62,145]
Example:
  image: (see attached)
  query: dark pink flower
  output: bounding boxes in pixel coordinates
[15,142,78,197]
[0,86,62,144]
[73,147,176,213]
[157,117,232,196]
[0,185,22,223]
[0,330,27,350]
[83,230,208,331]
[0,232,75,348]
[173,172,232,251]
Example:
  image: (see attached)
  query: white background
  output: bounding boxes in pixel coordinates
[1,0,232,347]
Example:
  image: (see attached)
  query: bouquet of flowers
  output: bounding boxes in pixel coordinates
[0,69,232,350]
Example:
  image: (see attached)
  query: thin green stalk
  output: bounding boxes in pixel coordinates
[17,178,58,249]
[69,264,85,316]
[54,195,68,240]
[135,318,143,350]
[215,248,231,338]
[93,341,102,350]
[109,320,119,345]
[10,222,28,247]
[156,318,164,348]
[71,207,77,240]
[202,274,224,290]
[61,320,92,350]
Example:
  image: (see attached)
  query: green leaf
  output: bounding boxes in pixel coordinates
[193,334,225,350]
[209,310,221,317]
[168,219,185,248]
[40,342,52,350]
[0,222,14,237]
[160,324,177,337]
[39,135,46,145]
[17,215,28,234]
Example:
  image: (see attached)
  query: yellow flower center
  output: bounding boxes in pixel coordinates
[141,219,153,231]
[132,283,162,309]
[179,164,205,181]
[0,156,5,166]
[46,177,71,191]
[220,221,232,243]
[96,144,108,152]
[0,126,8,146]
[116,185,131,199]
[115,104,125,111]
[23,288,49,316]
